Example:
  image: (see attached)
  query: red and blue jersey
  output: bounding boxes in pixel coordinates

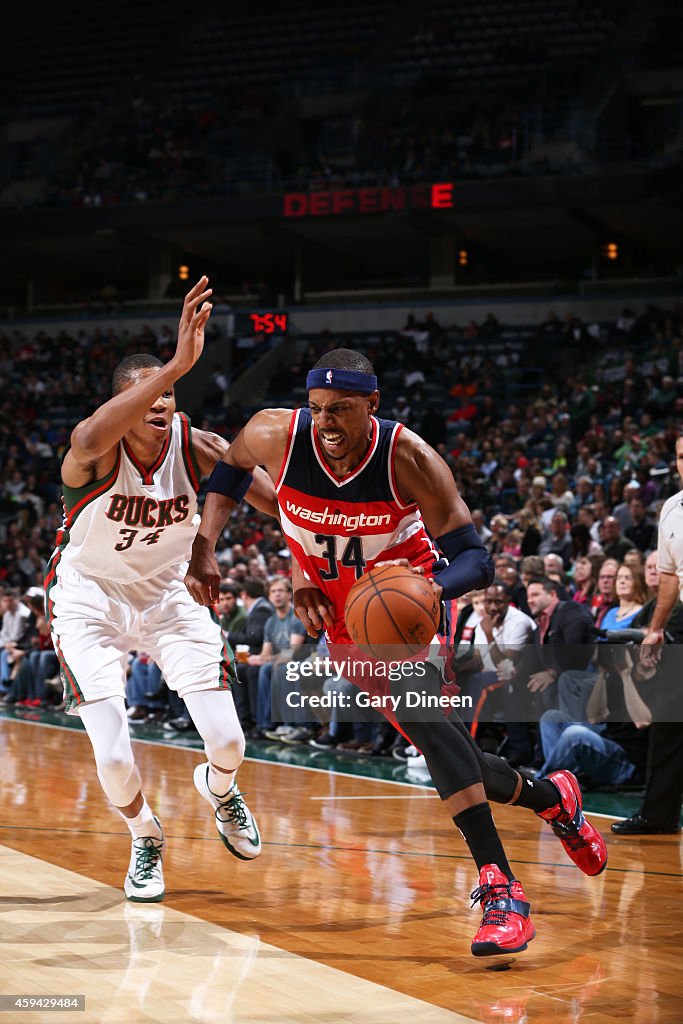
[276,408,437,642]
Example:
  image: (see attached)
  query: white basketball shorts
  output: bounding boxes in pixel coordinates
[48,562,233,714]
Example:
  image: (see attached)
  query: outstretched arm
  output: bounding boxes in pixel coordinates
[64,277,213,484]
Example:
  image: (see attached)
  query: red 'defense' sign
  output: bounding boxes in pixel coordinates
[283,182,454,218]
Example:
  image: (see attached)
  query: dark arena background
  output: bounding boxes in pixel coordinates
[1,2,682,1022]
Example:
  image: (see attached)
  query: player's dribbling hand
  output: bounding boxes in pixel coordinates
[185,536,221,606]
[374,558,425,574]
[375,558,442,600]
[173,276,213,377]
[293,585,334,638]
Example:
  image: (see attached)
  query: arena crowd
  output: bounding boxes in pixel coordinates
[1,299,681,789]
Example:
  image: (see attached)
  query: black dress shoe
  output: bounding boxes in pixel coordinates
[611,814,681,835]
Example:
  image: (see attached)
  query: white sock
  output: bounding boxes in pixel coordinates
[207,764,236,798]
[120,799,162,841]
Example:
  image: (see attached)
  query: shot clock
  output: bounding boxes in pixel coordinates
[245,312,289,335]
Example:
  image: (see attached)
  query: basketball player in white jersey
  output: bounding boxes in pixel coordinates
[46,277,277,901]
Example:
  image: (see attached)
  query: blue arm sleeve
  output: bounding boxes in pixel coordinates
[205,462,254,503]
[432,524,495,600]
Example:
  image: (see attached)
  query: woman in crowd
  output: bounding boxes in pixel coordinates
[599,563,648,630]
[517,508,542,556]
[571,555,600,607]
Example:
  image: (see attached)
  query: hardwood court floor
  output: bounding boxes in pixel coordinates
[1,716,682,1024]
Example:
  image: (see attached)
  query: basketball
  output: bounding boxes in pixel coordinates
[344,564,441,659]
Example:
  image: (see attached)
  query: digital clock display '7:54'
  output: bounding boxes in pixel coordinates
[249,312,288,334]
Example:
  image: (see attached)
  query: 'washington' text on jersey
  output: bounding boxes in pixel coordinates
[283,500,391,533]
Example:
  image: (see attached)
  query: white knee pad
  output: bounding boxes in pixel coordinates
[79,696,142,808]
[205,732,246,771]
[96,756,142,808]
[184,689,245,770]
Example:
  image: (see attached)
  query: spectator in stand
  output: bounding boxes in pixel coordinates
[486,515,510,556]
[391,396,412,424]
[125,654,164,723]
[248,577,308,741]
[217,582,247,635]
[520,556,544,585]
[495,563,529,613]
[471,509,492,546]
[0,589,31,689]
[537,662,650,788]
[599,564,648,631]
[625,497,655,552]
[538,511,573,570]
[494,554,516,576]
[600,516,637,562]
[517,508,542,556]
[226,578,274,731]
[449,591,489,707]
[24,589,58,706]
[612,481,641,532]
[502,528,522,559]
[0,605,38,706]
[571,556,600,606]
[574,475,595,510]
[592,558,619,625]
[503,575,595,766]
[623,548,646,571]
[577,505,602,546]
[549,473,575,513]
[530,476,551,506]
[458,581,536,731]
[525,575,595,684]
[571,522,603,559]
[569,381,596,440]
[543,554,569,591]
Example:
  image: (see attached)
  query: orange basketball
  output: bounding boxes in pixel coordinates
[344,564,441,659]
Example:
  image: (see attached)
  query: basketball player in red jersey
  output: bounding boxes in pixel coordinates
[186,348,607,957]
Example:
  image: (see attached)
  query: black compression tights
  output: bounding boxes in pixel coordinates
[389,665,520,804]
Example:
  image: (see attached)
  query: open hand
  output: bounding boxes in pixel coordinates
[172,276,213,377]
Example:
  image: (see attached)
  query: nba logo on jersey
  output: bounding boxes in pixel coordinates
[326,370,333,384]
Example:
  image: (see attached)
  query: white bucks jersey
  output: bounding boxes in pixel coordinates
[48,413,202,584]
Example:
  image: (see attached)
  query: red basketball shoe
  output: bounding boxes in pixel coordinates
[538,769,607,876]
[470,864,536,957]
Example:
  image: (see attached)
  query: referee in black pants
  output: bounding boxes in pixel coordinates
[613,437,683,836]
